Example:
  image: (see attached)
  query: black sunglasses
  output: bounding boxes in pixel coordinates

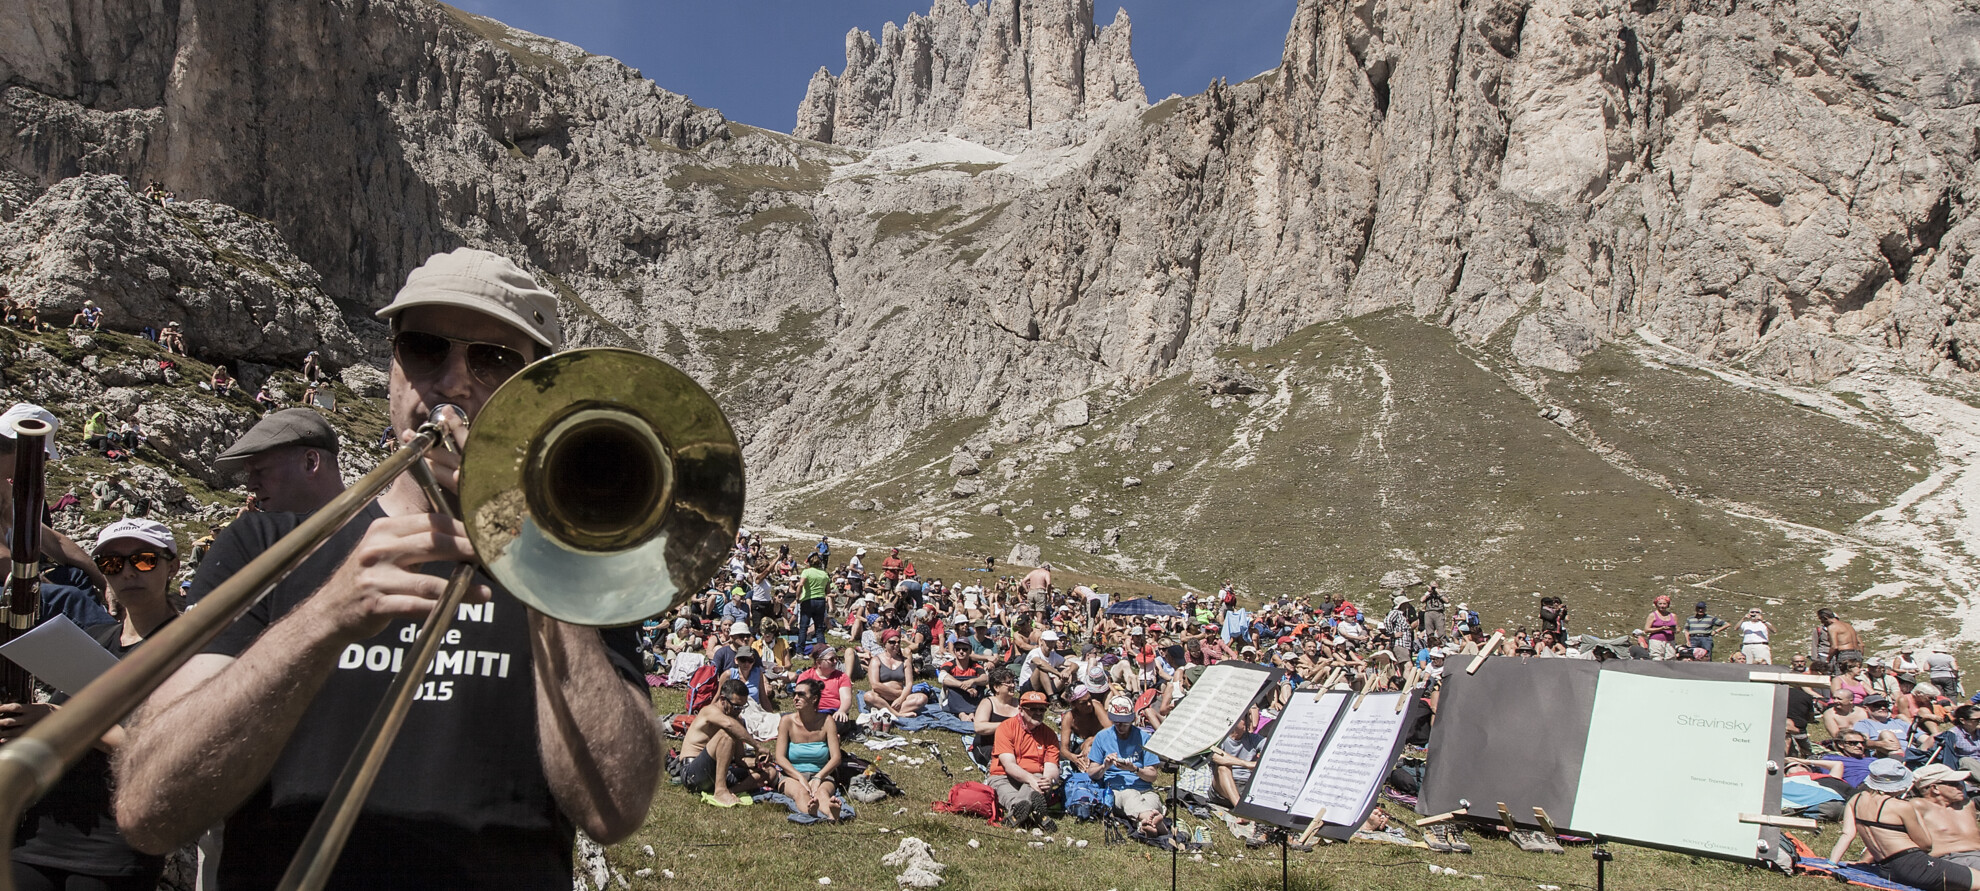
[95,551,165,574]
[391,331,529,387]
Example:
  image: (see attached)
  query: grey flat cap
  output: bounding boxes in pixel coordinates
[215,409,339,469]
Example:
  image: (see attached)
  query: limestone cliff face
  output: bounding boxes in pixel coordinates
[5,0,1980,497]
[793,0,1146,150]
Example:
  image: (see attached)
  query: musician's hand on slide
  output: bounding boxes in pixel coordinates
[310,512,491,644]
[0,702,56,741]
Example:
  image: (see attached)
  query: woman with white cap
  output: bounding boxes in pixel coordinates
[5,519,180,890]
[1830,758,1975,888]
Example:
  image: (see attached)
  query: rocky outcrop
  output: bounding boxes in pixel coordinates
[8,0,1980,500]
[0,175,360,365]
[793,0,1146,149]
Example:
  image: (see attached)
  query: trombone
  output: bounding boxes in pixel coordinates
[0,348,744,891]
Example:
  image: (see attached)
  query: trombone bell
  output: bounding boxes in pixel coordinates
[461,348,744,626]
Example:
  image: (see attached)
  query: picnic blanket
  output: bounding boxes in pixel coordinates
[1785,831,1926,891]
[1792,856,1925,891]
[751,791,857,824]
[892,711,976,734]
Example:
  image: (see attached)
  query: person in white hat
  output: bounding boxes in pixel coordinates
[1830,758,1975,887]
[2,519,181,888]
[117,249,659,889]
[1911,763,1980,869]
[1018,629,1075,700]
[0,403,113,601]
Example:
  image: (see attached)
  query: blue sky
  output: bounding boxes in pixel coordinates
[448,1,1297,131]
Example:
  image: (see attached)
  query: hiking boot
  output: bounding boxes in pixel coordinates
[1423,824,1454,853]
[1447,827,1472,854]
[1005,797,1034,828]
[1039,816,1058,833]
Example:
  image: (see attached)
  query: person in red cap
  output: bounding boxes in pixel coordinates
[987,691,1061,829]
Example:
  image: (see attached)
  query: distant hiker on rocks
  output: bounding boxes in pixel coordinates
[4,289,43,334]
[252,384,277,409]
[114,420,146,452]
[212,408,347,514]
[90,472,145,516]
[158,321,185,354]
[69,300,102,331]
[301,350,322,382]
[209,365,234,397]
[82,411,112,451]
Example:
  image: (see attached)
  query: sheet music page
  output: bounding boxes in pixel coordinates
[1291,691,1410,823]
[1145,663,1276,761]
[1242,690,1347,813]
[0,615,119,698]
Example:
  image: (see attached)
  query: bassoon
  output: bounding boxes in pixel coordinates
[1,418,48,704]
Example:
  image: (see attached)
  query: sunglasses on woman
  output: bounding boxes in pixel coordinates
[391,331,529,387]
[94,551,165,574]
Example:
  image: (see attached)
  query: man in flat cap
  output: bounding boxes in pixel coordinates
[214,408,347,515]
[118,249,658,890]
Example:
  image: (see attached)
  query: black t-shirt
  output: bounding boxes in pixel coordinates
[192,505,644,891]
[12,621,169,879]
[1786,686,1816,732]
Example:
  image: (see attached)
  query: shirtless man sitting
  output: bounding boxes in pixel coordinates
[1830,759,1975,890]
[673,679,770,806]
[1914,764,1980,871]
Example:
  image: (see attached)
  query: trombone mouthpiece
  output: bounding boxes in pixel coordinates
[428,404,466,426]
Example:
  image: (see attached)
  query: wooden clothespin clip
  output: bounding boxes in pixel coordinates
[1295,808,1327,847]
[1497,802,1518,834]
[1321,668,1344,690]
[1467,632,1503,675]
[1351,675,1374,710]
[1532,807,1558,839]
[1395,665,1421,712]
[1739,812,1818,830]
[1416,804,1468,827]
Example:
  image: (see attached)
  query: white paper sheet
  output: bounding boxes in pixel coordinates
[1242,690,1348,813]
[1292,691,1411,823]
[0,615,119,698]
[1146,663,1276,761]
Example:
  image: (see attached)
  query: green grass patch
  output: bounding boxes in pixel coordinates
[873,206,965,242]
[436,3,568,74]
[665,161,830,208]
[1141,96,1184,125]
[738,205,817,236]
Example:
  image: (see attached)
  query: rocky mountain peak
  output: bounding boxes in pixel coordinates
[793,0,1146,150]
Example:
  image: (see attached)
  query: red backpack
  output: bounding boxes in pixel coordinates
[931,781,999,823]
[682,664,720,714]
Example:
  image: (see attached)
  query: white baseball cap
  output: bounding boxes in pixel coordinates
[728,621,751,636]
[1107,695,1137,723]
[0,404,60,459]
[94,518,176,556]
[1040,630,1060,642]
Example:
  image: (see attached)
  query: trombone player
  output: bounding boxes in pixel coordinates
[114,250,662,889]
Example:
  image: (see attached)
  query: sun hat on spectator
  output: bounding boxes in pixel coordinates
[881,629,901,642]
[0,403,60,459]
[1915,764,1972,789]
[728,621,751,637]
[1040,630,1060,642]
[1107,695,1136,723]
[1865,759,1914,793]
[94,518,176,556]
[1078,666,1109,698]
[377,248,563,351]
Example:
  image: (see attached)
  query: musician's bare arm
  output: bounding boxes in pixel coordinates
[114,513,486,853]
[530,613,661,843]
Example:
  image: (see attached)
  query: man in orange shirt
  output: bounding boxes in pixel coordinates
[988,691,1061,829]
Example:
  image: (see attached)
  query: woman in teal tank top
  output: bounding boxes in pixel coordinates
[777,678,845,821]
